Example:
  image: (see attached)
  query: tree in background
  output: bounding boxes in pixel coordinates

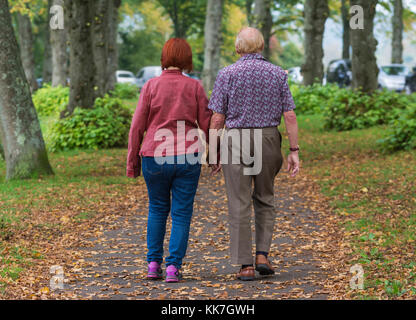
[252,0,273,60]
[155,0,206,38]
[61,0,96,117]
[350,0,379,93]
[202,0,224,92]
[391,0,403,64]
[0,0,53,180]
[61,0,122,117]
[118,1,172,73]
[50,0,68,87]
[106,0,122,93]
[341,0,350,59]
[221,1,246,66]
[302,0,329,85]
[42,0,52,83]
[15,8,38,91]
[91,0,121,97]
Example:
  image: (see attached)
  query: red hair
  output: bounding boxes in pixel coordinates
[161,38,193,72]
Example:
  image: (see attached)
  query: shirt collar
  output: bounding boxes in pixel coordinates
[238,53,266,62]
[162,69,183,76]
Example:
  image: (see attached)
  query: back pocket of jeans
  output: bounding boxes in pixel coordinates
[143,159,163,175]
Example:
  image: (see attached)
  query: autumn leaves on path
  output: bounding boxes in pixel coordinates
[55,166,343,300]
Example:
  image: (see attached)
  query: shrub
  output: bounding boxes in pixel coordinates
[32,84,69,117]
[379,103,416,152]
[290,83,340,115]
[323,89,416,131]
[111,83,139,100]
[50,95,132,151]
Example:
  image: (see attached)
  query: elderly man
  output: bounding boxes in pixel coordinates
[208,27,300,281]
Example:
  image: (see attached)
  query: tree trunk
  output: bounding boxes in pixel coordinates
[341,0,350,60]
[252,0,273,60]
[202,0,224,93]
[61,0,96,118]
[106,0,121,93]
[350,0,379,93]
[246,0,254,25]
[391,0,403,64]
[16,12,38,92]
[0,0,53,180]
[301,0,329,85]
[91,0,110,98]
[42,0,53,84]
[51,0,68,87]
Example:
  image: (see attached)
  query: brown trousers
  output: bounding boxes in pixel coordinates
[222,127,283,265]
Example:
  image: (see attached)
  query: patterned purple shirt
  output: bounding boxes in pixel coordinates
[208,53,296,128]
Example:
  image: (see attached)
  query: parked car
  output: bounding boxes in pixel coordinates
[116,70,138,86]
[378,64,409,92]
[136,66,162,89]
[287,67,303,84]
[326,59,352,87]
[405,67,416,94]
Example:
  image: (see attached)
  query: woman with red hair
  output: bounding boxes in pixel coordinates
[126,38,212,282]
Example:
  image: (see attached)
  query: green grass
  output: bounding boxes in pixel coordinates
[0,147,138,290]
[287,114,416,299]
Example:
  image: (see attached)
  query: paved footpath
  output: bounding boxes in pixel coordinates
[65,167,329,300]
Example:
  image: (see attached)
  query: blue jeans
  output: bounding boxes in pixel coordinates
[142,154,201,269]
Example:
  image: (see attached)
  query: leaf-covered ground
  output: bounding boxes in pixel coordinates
[1,113,414,299]
[0,148,344,300]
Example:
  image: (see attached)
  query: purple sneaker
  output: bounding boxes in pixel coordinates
[147,262,163,280]
[166,265,181,283]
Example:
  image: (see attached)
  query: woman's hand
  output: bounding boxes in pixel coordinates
[287,151,299,177]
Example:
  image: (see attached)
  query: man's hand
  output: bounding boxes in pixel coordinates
[287,151,299,177]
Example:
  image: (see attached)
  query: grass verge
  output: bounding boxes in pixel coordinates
[284,114,416,299]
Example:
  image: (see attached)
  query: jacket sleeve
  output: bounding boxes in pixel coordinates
[126,83,150,178]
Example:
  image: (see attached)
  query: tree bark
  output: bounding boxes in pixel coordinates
[252,0,273,60]
[16,12,38,92]
[42,1,53,83]
[106,0,121,93]
[391,0,403,64]
[350,0,379,93]
[341,0,350,60]
[0,0,53,180]
[51,0,68,87]
[61,0,96,118]
[202,0,224,93]
[301,0,329,85]
[91,0,111,97]
[171,0,186,38]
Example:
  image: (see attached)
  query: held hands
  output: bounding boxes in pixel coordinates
[287,151,300,177]
[210,163,222,175]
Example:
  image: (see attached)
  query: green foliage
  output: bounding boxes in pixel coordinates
[118,29,165,74]
[290,83,340,115]
[323,89,416,131]
[275,42,304,70]
[111,83,139,100]
[32,84,69,117]
[49,95,132,151]
[379,103,416,152]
